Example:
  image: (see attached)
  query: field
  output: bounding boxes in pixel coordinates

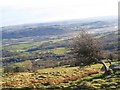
[2,62,120,90]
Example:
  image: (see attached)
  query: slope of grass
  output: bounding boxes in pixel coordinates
[2,64,101,88]
[2,61,120,90]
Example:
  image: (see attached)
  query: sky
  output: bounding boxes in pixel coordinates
[0,0,119,26]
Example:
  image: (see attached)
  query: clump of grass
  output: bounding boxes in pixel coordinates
[92,79,105,83]
[76,81,97,90]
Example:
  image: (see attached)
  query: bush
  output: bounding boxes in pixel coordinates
[71,30,103,66]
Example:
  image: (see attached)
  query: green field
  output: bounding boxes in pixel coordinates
[52,48,69,55]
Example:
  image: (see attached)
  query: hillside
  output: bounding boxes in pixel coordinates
[2,62,120,89]
[1,16,119,90]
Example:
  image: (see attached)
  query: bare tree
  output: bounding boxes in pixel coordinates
[71,30,103,66]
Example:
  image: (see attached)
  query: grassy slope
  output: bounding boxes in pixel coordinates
[2,64,100,88]
[2,62,120,90]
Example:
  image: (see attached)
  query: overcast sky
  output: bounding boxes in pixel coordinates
[0,0,119,26]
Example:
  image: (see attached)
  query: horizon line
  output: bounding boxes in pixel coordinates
[1,15,117,27]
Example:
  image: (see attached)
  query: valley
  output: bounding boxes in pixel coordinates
[1,16,119,90]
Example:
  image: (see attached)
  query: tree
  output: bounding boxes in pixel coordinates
[71,30,103,66]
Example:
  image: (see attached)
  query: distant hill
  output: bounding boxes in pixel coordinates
[2,26,67,39]
[2,16,117,39]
